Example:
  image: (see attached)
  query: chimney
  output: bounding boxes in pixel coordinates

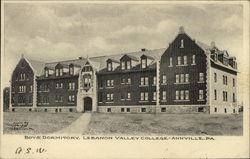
[211,41,216,48]
[78,57,83,60]
[178,26,185,34]
[141,48,148,52]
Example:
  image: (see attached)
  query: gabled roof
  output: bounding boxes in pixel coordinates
[106,58,120,63]
[26,58,45,76]
[141,54,155,60]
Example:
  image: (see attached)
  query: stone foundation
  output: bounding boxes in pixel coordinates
[98,105,210,114]
[10,107,77,113]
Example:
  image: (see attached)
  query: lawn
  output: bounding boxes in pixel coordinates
[3,112,81,134]
[84,113,243,136]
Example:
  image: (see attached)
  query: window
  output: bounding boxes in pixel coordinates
[180,39,184,48]
[59,68,63,76]
[141,108,146,112]
[69,82,75,90]
[153,92,156,101]
[199,90,204,100]
[176,75,179,83]
[192,55,196,64]
[140,77,149,86]
[121,108,125,112]
[69,108,73,112]
[233,93,236,102]
[68,95,75,102]
[223,91,228,101]
[180,74,184,83]
[45,109,47,112]
[153,76,156,85]
[214,107,217,112]
[175,91,179,100]
[233,78,235,87]
[18,86,26,93]
[185,90,189,100]
[223,75,228,85]
[198,107,204,112]
[199,73,204,82]
[233,109,236,113]
[162,91,167,101]
[177,56,182,65]
[185,74,189,83]
[127,61,131,69]
[44,84,49,92]
[214,73,217,82]
[161,108,166,112]
[45,70,49,77]
[140,92,148,101]
[180,90,184,100]
[169,57,173,66]
[69,67,74,75]
[121,61,125,70]
[184,56,187,65]
[106,80,114,87]
[162,75,167,84]
[20,73,26,80]
[126,108,130,112]
[106,93,114,101]
[224,108,227,113]
[141,59,146,68]
[127,78,131,84]
[30,85,33,92]
[107,63,112,71]
[107,108,111,112]
[127,92,131,100]
[121,78,126,84]
[55,69,59,76]
[214,89,217,100]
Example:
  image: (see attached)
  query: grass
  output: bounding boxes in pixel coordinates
[3,112,81,134]
[84,113,243,136]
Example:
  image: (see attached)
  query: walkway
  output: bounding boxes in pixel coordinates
[55,112,91,134]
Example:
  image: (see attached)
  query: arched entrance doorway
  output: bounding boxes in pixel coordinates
[84,97,92,112]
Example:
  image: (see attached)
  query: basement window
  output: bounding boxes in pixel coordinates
[121,108,125,112]
[69,108,73,112]
[107,108,111,112]
[29,108,32,112]
[198,107,204,112]
[161,108,166,112]
[224,108,227,113]
[126,108,130,112]
[59,108,62,112]
[214,107,217,112]
[141,108,146,112]
[12,108,15,112]
[45,109,47,112]
[55,109,58,113]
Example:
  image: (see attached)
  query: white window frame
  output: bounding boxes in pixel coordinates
[185,90,189,100]
[184,56,187,65]
[153,92,156,101]
[162,91,167,101]
[121,61,125,70]
[141,59,146,68]
[162,75,167,84]
[177,56,182,65]
[199,90,204,100]
[107,62,112,71]
[199,73,204,82]
[185,74,189,83]
[169,57,173,67]
[127,61,131,70]
[153,76,156,85]
[192,55,196,65]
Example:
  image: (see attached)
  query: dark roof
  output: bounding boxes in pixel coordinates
[107,58,120,63]
[141,54,155,60]
[26,58,45,76]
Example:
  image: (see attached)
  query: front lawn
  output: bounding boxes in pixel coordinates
[3,112,81,134]
[84,113,243,136]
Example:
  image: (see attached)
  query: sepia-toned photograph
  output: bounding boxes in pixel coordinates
[1,1,249,158]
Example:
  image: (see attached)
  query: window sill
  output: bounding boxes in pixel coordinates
[126,99,131,101]
[174,82,190,85]
[168,65,173,67]
[161,100,167,102]
[99,87,103,89]
[176,64,188,67]
[106,101,114,104]
[121,99,125,101]
[152,84,156,86]
[197,81,205,83]
[161,83,167,85]
[98,102,103,103]
[174,99,190,102]
[198,99,205,101]
[191,63,196,66]
[139,101,149,103]
[106,87,114,89]
[139,85,149,87]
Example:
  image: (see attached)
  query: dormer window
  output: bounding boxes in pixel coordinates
[180,39,184,48]
[121,61,125,70]
[45,70,49,77]
[107,62,112,71]
[127,61,131,69]
[55,68,63,77]
[69,66,74,75]
[141,59,146,68]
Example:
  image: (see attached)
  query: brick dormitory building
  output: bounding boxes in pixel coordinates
[9,26,238,114]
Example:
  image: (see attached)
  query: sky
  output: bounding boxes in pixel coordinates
[2,2,248,105]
